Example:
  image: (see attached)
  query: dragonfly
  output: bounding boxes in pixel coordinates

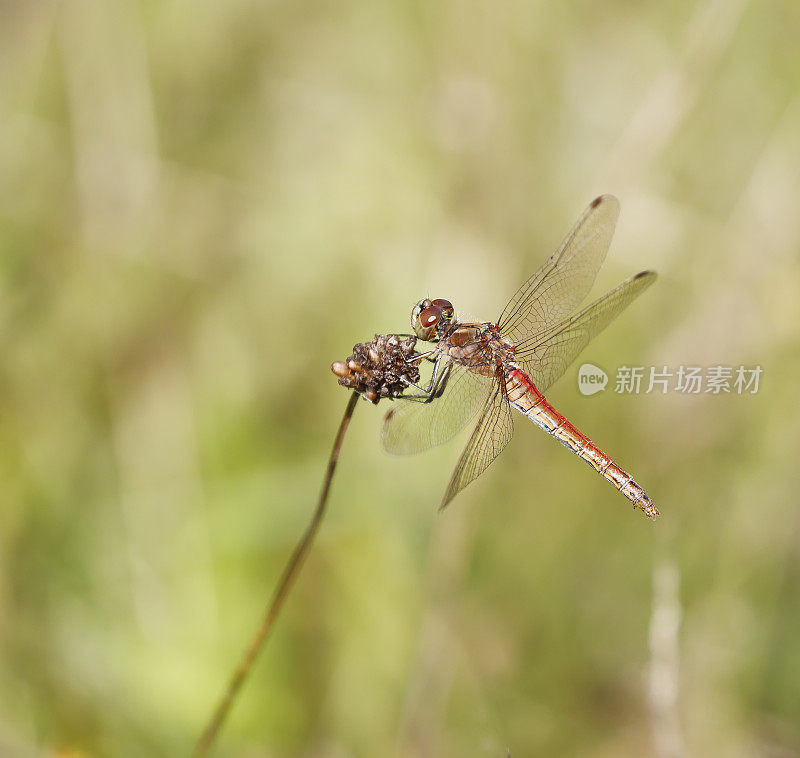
[382,195,659,519]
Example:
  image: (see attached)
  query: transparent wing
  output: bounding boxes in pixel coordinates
[381,361,493,456]
[498,195,620,344]
[513,271,656,392]
[440,375,514,509]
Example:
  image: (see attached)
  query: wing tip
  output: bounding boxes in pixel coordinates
[590,193,620,211]
[634,269,658,284]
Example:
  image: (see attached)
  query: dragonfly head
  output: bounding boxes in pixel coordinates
[411,298,454,342]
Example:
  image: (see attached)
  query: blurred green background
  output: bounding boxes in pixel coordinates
[2,0,799,756]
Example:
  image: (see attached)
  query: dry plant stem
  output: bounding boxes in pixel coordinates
[193,390,360,757]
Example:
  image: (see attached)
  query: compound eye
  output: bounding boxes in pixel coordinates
[432,298,453,317]
[419,305,442,328]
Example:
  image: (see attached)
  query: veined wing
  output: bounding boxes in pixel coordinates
[512,271,656,392]
[440,373,514,509]
[381,361,492,456]
[498,195,620,344]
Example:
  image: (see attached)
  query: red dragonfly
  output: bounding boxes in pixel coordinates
[383,195,659,518]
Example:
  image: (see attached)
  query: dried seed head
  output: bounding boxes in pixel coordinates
[332,333,420,404]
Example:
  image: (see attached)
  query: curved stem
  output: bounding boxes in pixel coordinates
[193,390,360,756]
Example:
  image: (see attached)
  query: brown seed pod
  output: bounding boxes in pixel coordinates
[331,334,420,404]
[330,361,349,378]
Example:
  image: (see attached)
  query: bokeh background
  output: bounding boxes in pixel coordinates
[2,0,799,756]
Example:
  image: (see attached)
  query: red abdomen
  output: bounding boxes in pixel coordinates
[505,368,658,519]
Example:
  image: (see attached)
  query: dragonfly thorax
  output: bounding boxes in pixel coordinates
[441,323,516,378]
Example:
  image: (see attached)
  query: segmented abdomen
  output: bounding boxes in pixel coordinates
[505,368,658,519]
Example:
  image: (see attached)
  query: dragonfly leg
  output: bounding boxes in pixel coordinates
[394,357,452,402]
[390,333,437,363]
[405,349,437,364]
